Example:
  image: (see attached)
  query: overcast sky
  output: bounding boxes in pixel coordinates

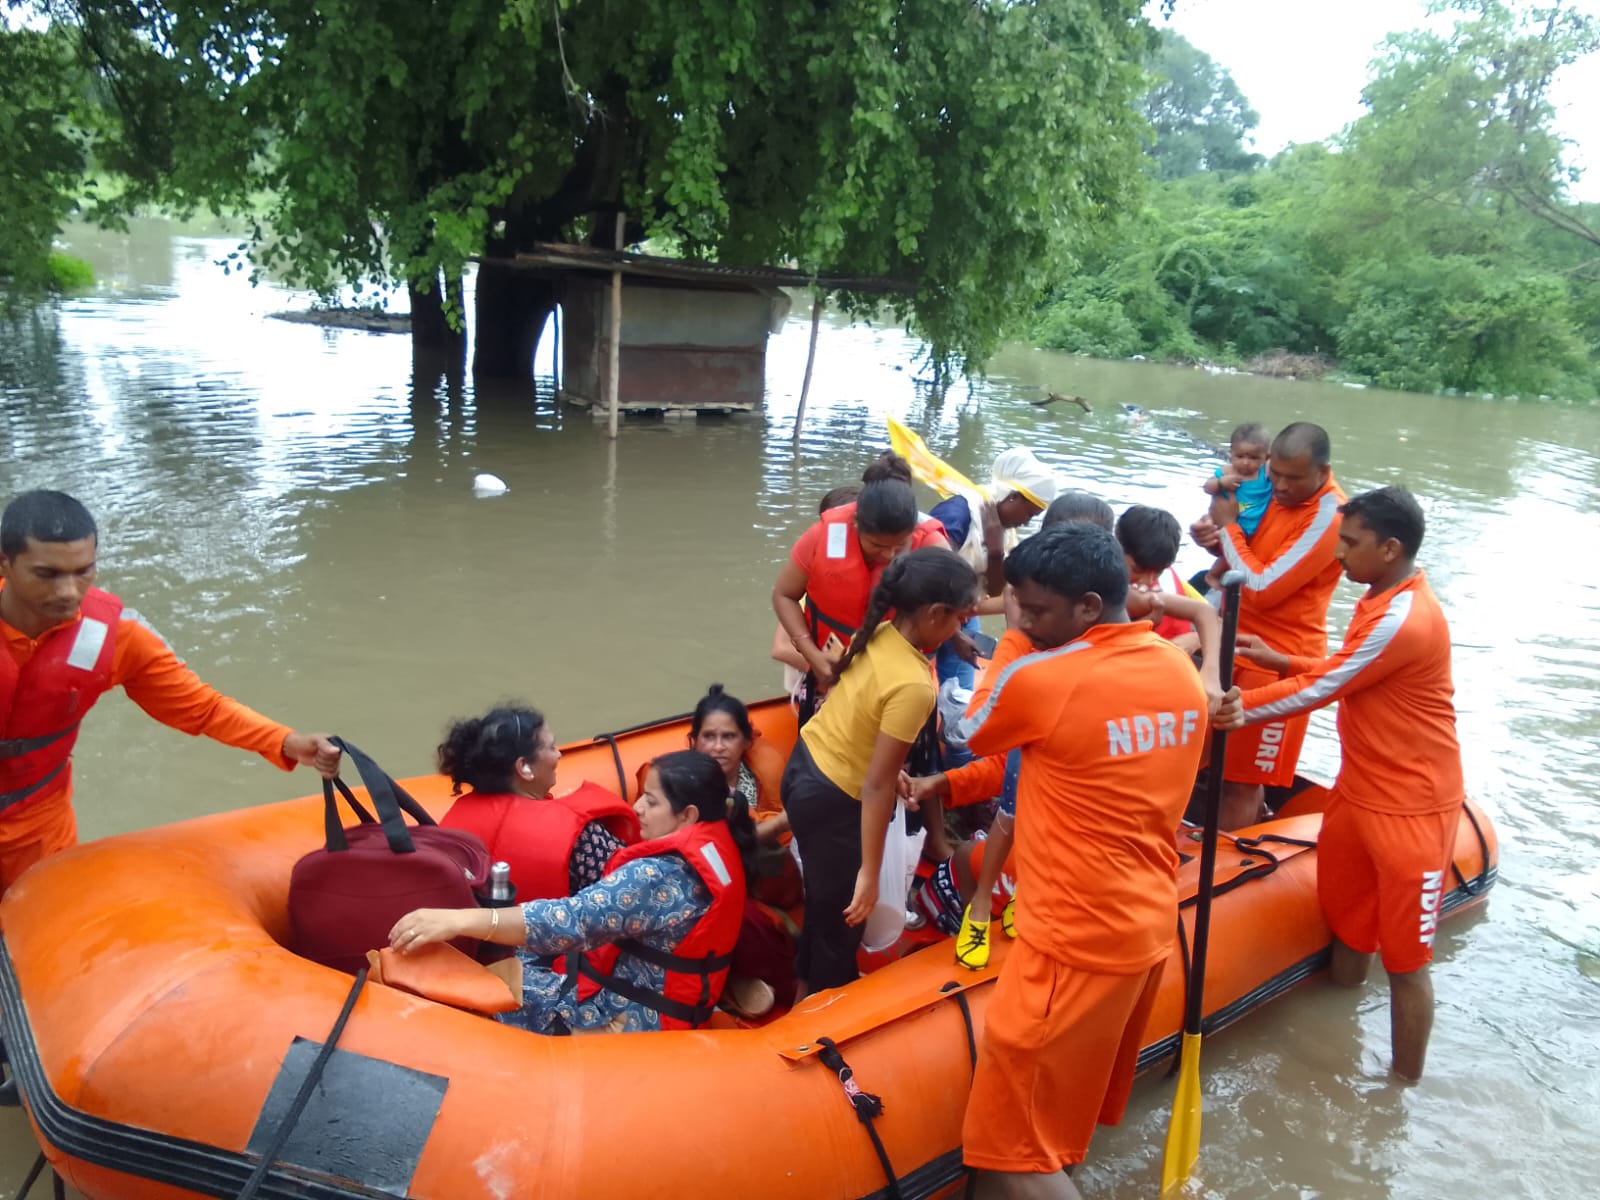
[1150,0,1600,200]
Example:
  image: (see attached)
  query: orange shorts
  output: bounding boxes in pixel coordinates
[1224,662,1308,788]
[962,941,1164,1172]
[0,788,79,896]
[1318,799,1457,974]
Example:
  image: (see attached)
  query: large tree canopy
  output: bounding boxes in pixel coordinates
[29,0,1154,377]
[1140,30,1263,179]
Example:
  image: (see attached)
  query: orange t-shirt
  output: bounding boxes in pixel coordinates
[945,628,1030,807]
[1241,572,1463,816]
[1220,475,1347,661]
[959,622,1207,973]
[1,596,294,851]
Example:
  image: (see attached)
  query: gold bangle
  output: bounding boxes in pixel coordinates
[488,907,500,938]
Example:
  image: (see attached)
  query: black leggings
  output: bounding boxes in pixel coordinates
[782,739,864,991]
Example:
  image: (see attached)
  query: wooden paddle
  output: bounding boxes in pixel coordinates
[1161,569,1245,1194]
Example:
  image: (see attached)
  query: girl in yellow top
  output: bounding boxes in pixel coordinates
[781,547,980,994]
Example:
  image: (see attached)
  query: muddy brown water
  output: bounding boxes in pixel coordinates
[1,219,1597,1198]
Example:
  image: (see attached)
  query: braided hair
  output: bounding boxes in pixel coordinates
[835,547,980,678]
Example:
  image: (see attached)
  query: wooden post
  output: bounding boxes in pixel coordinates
[605,212,625,439]
[551,291,563,402]
[791,293,823,442]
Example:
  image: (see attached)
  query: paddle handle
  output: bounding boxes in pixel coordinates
[1182,570,1244,1038]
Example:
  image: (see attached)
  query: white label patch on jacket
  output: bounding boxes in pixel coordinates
[66,618,109,671]
[698,843,733,888]
[826,523,849,559]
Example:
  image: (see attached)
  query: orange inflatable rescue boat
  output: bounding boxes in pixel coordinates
[0,699,1497,1200]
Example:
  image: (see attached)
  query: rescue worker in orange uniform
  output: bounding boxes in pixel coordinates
[953,524,1208,1198]
[0,490,341,896]
[1193,422,1347,829]
[1213,486,1462,1081]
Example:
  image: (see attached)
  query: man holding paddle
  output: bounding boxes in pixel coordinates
[954,524,1210,1199]
[1212,486,1462,1081]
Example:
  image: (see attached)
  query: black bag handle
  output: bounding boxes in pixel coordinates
[322,775,376,851]
[325,737,439,855]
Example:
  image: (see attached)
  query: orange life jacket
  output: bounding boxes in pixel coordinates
[440,779,639,901]
[0,588,122,813]
[802,502,950,647]
[563,820,746,1030]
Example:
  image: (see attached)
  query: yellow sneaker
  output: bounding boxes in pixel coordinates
[955,904,991,971]
[1000,897,1017,939]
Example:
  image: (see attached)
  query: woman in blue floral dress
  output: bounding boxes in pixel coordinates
[391,750,755,1033]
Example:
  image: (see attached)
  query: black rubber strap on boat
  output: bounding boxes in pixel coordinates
[0,760,69,813]
[235,967,368,1200]
[11,1151,48,1200]
[815,1037,903,1200]
[592,734,629,800]
[939,981,977,1074]
[1452,802,1491,897]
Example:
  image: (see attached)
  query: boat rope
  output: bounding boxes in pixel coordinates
[1452,803,1491,897]
[592,734,629,800]
[814,1037,903,1200]
[939,981,977,1074]
[235,966,368,1200]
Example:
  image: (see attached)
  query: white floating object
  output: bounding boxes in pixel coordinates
[472,473,509,497]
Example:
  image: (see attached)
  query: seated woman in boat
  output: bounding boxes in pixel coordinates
[437,705,639,902]
[391,750,755,1034]
[772,453,949,716]
[687,684,799,1014]
[783,547,980,995]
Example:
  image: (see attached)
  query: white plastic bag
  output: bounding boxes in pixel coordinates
[862,803,927,953]
[786,801,928,954]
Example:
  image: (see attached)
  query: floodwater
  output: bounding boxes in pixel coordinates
[1,219,1597,1199]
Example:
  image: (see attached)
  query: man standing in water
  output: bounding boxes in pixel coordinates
[955,524,1206,1199]
[1213,486,1462,1080]
[1193,421,1345,829]
[0,490,341,895]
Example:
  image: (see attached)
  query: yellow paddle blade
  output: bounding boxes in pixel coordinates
[1160,1030,1204,1194]
[885,415,981,501]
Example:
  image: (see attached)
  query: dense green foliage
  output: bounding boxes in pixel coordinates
[1033,2,1600,399]
[0,22,94,302]
[1141,31,1263,179]
[4,0,1155,376]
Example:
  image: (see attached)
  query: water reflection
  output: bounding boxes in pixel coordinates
[1,223,1598,1199]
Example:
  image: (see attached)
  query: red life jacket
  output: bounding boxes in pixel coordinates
[0,588,122,813]
[563,820,746,1030]
[802,502,950,648]
[1153,567,1195,642]
[440,779,639,901]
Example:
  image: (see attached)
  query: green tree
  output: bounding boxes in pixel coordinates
[36,0,1154,379]
[1140,31,1264,180]
[0,23,92,300]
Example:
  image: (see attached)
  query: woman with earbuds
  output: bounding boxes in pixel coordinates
[438,704,640,900]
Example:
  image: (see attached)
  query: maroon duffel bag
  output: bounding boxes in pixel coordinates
[289,737,490,974]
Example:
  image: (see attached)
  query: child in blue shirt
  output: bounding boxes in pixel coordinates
[1204,422,1272,537]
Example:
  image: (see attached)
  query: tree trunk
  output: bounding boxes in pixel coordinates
[472,261,556,379]
[409,271,466,362]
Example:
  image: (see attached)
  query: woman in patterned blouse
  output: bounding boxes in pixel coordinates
[392,751,756,1034]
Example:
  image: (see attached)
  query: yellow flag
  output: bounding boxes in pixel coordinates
[885,416,981,500]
